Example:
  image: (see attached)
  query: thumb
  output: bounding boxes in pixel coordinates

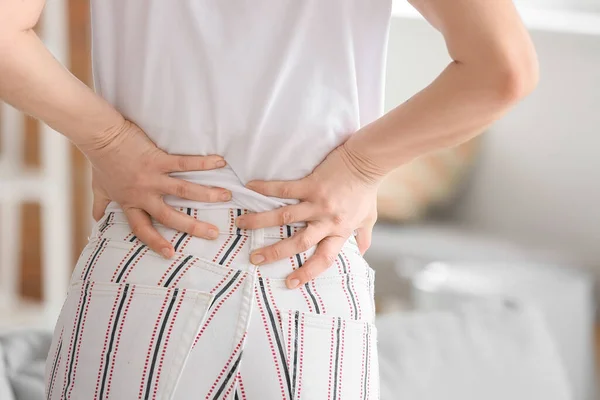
[355,226,373,255]
[92,192,111,221]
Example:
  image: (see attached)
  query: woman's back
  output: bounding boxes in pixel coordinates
[91,0,393,212]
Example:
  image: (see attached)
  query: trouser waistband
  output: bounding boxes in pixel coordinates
[99,207,304,240]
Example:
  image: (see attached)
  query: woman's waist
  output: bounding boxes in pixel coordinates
[105,165,302,214]
[90,207,372,281]
[99,206,306,239]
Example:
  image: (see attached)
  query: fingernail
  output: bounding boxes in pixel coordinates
[220,192,232,201]
[161,248,173,259]
[208,229,219,239]
[251,253,265,265]
[236,218,246,229]
[287,279,301,289]
[216,160,226,167]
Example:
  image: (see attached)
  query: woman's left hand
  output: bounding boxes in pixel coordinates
[235,142,383,289]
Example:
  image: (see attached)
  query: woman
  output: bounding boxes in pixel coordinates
[0,0,537,398]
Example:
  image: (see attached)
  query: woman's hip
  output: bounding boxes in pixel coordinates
[45,207,378,398]
[84,208,373,280]
[69,207,377,324]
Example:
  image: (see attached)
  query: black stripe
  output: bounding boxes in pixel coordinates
[173,233,188,252]
[337,254,348,274]
[212,351,243,400]
[219,234,242,265]
[296,254,320,314]
[339,255,358,320]
[210,270,242,308]
[144,289,179,400]
[236,209,242,234]
[363,325,371,400]
[186,208,192,216]
[99,212,114,233]
[115,244,146,283]
[292,311,299,398]
[63,281,91,398]
[129,235,137,242]
[258,277,292,398]
[346,275,358,320]
[286,225,292,238]
[332,319,342,400]
[303,283,320,314]
[234,391,241,400]
[295,253,303,269]
[46,336,63,400]
[82,238,107,281]
[163,255,194,287]
[99,284,130,399]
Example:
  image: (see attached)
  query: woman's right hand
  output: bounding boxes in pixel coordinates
[83,119,231,259]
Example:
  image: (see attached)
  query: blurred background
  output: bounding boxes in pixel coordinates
[0,0,599,399]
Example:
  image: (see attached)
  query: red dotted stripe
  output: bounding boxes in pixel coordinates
[138,289,172,399]
[157,255,186,286]
[360,323,368,400]
[224,236,248,267]
[117,248,150,283]
[104,285,136,399]
[253,283,288,399]
[193,276,244,346]
[204,334,246,399]
[327,318,336,400]
[296,313,305,399]
[342,251,362,320]
[152,289,186,399]
[67,282,95,399]
[93,285,125,399]
[212,234,235,264]
[168,258,200,288]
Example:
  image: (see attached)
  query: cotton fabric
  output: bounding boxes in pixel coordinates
[91,0,393,212]
[45,209,379,399]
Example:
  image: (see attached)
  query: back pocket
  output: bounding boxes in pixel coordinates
[280,310,379,400]
[47,280,213,400]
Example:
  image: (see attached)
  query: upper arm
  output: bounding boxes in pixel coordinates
[409,0,538,97]
[0,0,46,34]
[409,0,536,68]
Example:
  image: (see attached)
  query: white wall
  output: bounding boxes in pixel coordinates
[516,0,600,13]
[385,17,600,269]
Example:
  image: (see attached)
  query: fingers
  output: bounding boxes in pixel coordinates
[124,208,174,258]
[92,195,111,222]
[354,226,373,255]
[285,235,346,289]
[235,203,315,230]
[245,179,308,200]
[249,224,324,266]
[147,199,220,240]
[160,177,232,203]
[159,153,227,173]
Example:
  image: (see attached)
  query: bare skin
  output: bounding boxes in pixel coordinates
[0,0,233,259]
[236,0,539,289]
[0,0,538,289]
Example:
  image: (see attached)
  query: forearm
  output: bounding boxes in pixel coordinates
[344,59,535,179]
[344,0,538,181]
[0,24,123,150]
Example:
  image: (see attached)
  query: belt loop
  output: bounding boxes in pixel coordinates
[249,228,265,253]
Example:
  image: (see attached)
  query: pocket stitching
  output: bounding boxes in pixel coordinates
[85,238,252,279]
[69,279,215,303]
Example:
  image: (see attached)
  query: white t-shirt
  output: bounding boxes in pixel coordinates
[92,0,393,212]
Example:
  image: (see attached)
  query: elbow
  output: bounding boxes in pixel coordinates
[0,2,44,46]
[490,49,540,105]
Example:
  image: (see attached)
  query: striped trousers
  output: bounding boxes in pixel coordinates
[44,208,379,399]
